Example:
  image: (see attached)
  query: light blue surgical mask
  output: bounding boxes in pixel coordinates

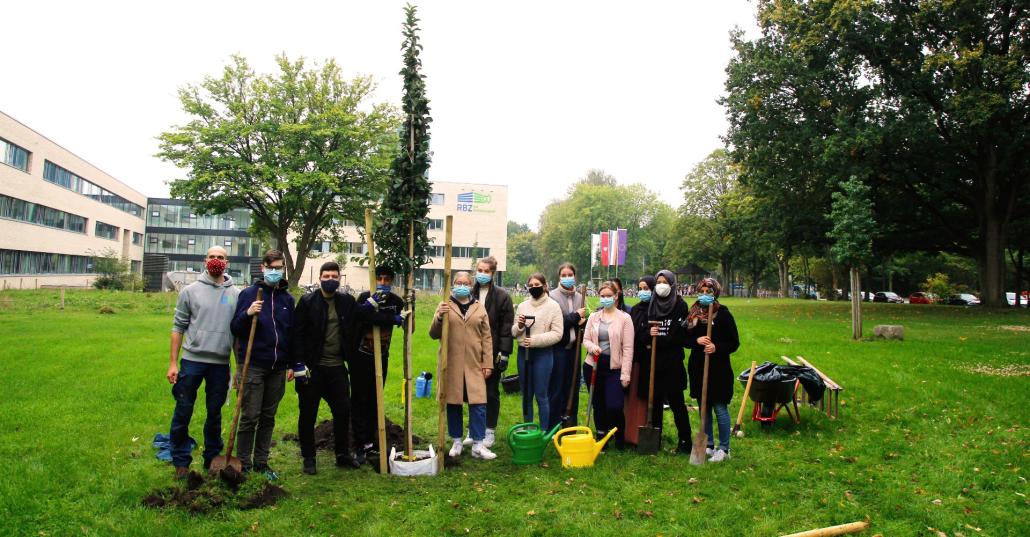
[599,296,615,309]
[376,284,391,294]
[263,268,283,284]
[560,276,575,289]
[453,285,471,298]
[475,273,492,285]
[638,290,652,302]
[698,293,715,306]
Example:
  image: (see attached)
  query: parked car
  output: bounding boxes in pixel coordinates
[946,293,981,306]
[909,292,934,304]
[873,291,904,304]
[1007,292,1030,307]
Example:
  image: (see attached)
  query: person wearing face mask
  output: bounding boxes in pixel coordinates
[291,262,403,475]
[645,270,694,453]
[623,276,655,446]
[547,263,587,428]
[460,256,514,449]
[166,246,239,479]
[685,277,740,463]
[581,282,634,449]
[512,273,564,430]
[229,249,295,479]
[430,272,497,460]
[611,278,632,313]
[351,265,408,464]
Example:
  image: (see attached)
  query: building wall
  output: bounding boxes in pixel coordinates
[297,181,509,291]
[0,111,146,288]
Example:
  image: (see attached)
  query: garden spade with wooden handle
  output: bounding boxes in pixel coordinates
[690,302,715,466]
[636,321,662,454]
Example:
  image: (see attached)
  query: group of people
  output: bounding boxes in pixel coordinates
[164,246,740,481]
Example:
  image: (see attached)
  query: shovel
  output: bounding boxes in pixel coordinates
[584,352,600,430]
[690,302,716,466]
[637,321,662,455]
[732,361,757,438]
[521,316,536,423]
[209,287,263,479]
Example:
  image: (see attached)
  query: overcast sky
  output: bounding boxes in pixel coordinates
[1,0,758,230]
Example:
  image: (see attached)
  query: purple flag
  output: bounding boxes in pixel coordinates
[617,229,627,266]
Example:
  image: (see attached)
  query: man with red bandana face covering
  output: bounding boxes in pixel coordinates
[166,246,240,479]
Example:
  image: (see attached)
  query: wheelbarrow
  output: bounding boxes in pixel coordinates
[738,372,799,429]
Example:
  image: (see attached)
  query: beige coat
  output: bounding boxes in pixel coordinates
[429,299,493,405]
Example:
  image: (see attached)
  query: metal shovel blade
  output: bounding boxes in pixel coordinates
[207,454,242,475]
[689,432,708,465]
[636,425,661,455]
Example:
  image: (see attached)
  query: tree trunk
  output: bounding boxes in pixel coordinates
[850,266,862,340]
[777,256,790,298]
[978,209,1007,307]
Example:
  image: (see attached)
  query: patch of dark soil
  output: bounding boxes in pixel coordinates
[239,482,288,510]
[284,418,423,453]
[185,470,205,490]
[218,466,246,490]
[445,455,461,468]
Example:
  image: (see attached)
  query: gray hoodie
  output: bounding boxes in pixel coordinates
[172,272,239,364]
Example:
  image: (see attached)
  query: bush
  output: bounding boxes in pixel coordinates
[923,272,957,303]
[90,248,143,291]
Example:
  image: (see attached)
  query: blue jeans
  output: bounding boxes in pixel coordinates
[169,359,230,468]
[548,346,581,427]
[518,346,554,430]
[448,404,486,441]
[702,402,731,452]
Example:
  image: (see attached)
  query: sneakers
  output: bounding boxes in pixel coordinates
[461,435,474,446]
[483,429,496,448]
[709,449,730,463]
[336,454,361,469]
[254,465,279,481]
[449,439,463,458]
[470,442,497,460]
[676,440,691,454]
[174,466,190,480]
[706,447,714,457]
[302,457,317,475]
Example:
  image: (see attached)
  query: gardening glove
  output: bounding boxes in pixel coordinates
[393,314,404,326]
[373,290,389,305]
[363,296,380,310]
[292,362,311,384]
[495,353,509,373]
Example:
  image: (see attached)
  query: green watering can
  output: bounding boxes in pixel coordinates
[507,422,562,465]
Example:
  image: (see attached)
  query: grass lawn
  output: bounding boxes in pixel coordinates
[0,289,1027,536]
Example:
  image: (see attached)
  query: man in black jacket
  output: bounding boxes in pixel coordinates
[461,256,514,448]
[291,262,400,475]
[351,265,406,463]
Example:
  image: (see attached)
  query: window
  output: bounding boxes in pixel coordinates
[429,193,445,205]
[43,161,144,218]
[149,236,158,244]
[0,249,93,275]
[132,232,143,246]
[224,240,232,247]
[187,238,196,245]
[0,137,30,172]
[151,211,160,217]
[427,218,444,230]
[95,221,118,240]
[429,245,445,257]
[0,194,86,234]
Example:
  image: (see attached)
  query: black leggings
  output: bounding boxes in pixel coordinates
[296,364,351,458]
[650,384,692,443]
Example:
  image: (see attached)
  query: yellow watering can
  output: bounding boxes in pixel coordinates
[552,426,617,469]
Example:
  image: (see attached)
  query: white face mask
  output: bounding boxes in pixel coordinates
[655,283,672,298]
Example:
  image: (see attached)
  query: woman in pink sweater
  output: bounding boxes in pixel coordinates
[582,281,634,449]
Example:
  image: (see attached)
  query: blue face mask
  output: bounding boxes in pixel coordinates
[475,273,492,285]
[698,293,715,306]
[599,296,615,309]
[638,290,652,302]
[263,268,283,284]
[453,284,471,298]
[321,278,340,294]
[560,276,575,289]
[376,283,391,294]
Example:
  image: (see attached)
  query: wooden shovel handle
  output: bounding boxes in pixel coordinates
[697,303,715,434]
[735,361,757,428]
[226,287,262,459]
[644,321,660,426]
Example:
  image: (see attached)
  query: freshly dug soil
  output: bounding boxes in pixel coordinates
[141,471,287,513]
[282,418,424,453]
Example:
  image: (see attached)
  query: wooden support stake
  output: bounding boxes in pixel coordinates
[779,520,869,537]
[437,215,453,473]
[60,288,65,310]
[364,208,389,475]
[404,221,415,461]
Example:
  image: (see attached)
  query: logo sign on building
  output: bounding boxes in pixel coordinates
[456,191,495,213]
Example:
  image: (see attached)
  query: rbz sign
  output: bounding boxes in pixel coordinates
[456,191,493,213]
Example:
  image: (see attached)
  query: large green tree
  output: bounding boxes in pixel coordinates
[376,4,434,278]
[158,55,398,287]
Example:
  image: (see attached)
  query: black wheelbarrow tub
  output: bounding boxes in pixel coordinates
[738,377,796,405]
[501,374,520,394]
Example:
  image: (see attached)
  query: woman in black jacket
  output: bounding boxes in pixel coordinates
[642,270,693,453]
[686,277,740,463]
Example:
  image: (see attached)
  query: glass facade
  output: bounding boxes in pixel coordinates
[0,249,93,275]
[95,221,118,240]
[163,260,250,281]
[147,203,252,230]
[146,232,260,258]
[42,160,144,218]
[0,194,86,234]
[427,245,490,258]
[1,137,29,171]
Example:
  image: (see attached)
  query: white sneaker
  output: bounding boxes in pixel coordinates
[461,434,473,446]
[709,449,729,463]
[449,439,463,457]
[471,442,497,460]
[705,447,714,457]
[483,429,496,448]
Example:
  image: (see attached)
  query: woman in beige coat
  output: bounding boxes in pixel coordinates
[430,271,497,460]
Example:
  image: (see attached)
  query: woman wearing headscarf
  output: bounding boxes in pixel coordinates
[430,271,497,460]
[622,275,654,446]
[643,270,693,453]
[685,277,740,463]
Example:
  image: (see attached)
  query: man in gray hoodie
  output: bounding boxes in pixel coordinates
[166,246,240,478]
